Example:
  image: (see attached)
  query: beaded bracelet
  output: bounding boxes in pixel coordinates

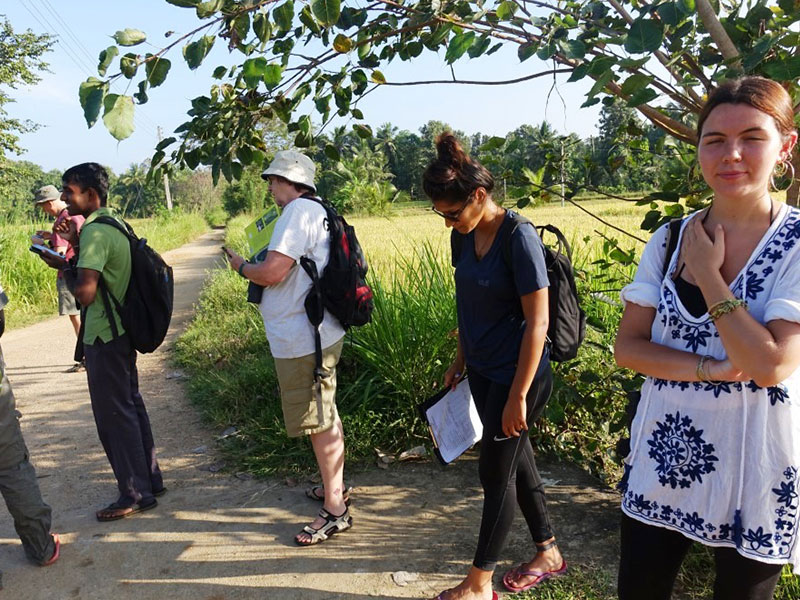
[696,354,713,382]
[708,298,747,321]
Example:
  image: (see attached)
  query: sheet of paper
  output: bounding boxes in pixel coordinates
[425,379,482,463]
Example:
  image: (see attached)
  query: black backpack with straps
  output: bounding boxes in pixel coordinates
[91,215,174,354]
[451,211,586,362]
[297,195,374,383]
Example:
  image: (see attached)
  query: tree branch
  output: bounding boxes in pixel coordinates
[696,0,741,67]
[382,69,571,86]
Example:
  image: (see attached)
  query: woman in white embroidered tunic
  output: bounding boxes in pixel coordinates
[615,76,800,600]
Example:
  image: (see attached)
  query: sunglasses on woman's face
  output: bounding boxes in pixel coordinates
[430,194,473,222]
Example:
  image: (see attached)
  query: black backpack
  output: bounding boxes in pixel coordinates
[451,211,585,362]
[298,195,374,379]
[92,216,174,354]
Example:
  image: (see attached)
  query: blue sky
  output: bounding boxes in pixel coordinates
[4,0,601,174]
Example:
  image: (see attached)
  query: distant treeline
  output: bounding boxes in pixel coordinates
[0,100,682,221]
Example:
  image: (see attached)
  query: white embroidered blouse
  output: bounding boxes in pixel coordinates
[619,204,800,572]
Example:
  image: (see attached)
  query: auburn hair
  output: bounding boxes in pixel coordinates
[422,133,494,203]
[697,76,796,140]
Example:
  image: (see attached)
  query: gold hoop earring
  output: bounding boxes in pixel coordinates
[771,157,796,192]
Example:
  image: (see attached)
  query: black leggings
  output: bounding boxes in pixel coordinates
[469,359,554,571]
[619,514,784,600]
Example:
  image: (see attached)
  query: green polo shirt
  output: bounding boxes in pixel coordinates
[77,208,130,345]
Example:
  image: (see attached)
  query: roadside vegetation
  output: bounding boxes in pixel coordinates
[0,210,208,328]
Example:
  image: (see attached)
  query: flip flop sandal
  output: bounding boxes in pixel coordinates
[295,507,352,546]
[305,484,353,504]
[40,533,60,566]
[96,498,158,522]
[502,558,568,593]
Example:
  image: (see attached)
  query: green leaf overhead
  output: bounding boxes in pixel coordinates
[183,35,215,70]
[311,0,341,27]
[273,0,295,32]
[263,63,283,89]
[120,53,139,79]
[79,77,107,128]
[242,56,268,88]
[112,28,147,46]
[102,94,135,140]
[333,34,352,53]
[166,0,200,6]
[762,56,800,80]
[196,0,224,19]
[97,46,118,77]
[445,31,476,63]
[624,19,665,54]
[145,56,171,87]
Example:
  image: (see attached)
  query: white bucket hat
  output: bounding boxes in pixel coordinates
[261,150,316,192]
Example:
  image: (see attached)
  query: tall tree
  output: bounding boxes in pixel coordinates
[0,16,52,158]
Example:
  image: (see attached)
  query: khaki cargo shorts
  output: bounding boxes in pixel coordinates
[273,338,344,438]
[56,277,79,316]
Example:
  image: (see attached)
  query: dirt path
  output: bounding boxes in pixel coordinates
[0,230,620,600]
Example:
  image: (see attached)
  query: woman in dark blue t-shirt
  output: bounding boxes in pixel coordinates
[423,133,566,600]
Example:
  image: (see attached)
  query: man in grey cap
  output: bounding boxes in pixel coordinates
[32,185,85,372]
[223,150,351,547]
[0,283,60,587]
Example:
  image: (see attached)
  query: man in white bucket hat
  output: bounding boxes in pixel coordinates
[224,150,351,546]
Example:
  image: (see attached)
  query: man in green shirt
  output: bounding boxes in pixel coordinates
[42,163,164,522]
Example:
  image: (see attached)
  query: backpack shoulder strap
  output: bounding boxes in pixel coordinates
[501,211,534,270]
[90,215,135,239]
[663,218,683,277]
[84,214,132,340]
[450,230,464,267]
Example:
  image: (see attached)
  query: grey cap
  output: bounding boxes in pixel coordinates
[33,185,61,205]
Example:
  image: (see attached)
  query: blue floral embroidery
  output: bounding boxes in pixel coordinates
[745,272,766,300]
[767,385,790,406]
[623,468,799,559]
[648,411,719,489]
[742,526,773,551]
[744,381,790,406]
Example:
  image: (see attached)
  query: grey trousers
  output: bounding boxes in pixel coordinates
[0,346,55,574]
[84,334,163,506]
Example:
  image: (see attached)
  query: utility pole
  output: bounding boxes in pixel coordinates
[157,126,173,211]
[560,138,566,208]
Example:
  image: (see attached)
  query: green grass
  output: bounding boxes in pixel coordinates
[507,564,615,600]
[175,200,648,477]
[0,211,209,329]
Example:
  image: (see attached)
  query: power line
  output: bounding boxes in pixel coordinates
[20,0,161,140]
[39,0,97,67]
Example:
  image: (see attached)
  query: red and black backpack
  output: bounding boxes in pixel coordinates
[298,195,374,378]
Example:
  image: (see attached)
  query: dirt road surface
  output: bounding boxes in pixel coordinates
[0,230,619,599]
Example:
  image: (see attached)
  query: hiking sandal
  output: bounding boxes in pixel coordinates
[295,507,352,546]
[305,484,353,505]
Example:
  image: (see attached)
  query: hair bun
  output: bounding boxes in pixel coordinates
[435,133,466,168]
